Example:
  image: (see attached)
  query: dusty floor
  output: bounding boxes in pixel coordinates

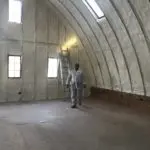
[0,99,150,150]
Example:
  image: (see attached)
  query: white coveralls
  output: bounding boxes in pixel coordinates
[66,70,84,106]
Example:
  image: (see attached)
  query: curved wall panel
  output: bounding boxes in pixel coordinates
[128,0,150,51]
[60,0,105,87]
[97,0,145,95]
[48,0,150,97]
[48,0,98,87]
[110,0,150,96]
[99,18,132,93]
[70,0,121,90]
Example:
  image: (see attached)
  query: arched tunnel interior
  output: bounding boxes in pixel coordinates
[0,0,150,149]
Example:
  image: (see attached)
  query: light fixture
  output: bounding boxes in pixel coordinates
[62,37,77,50]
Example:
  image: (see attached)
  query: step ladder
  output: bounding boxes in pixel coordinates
[59,50,71,93]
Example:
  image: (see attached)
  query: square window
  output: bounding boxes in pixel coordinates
[9,0,22,24]
[8,56,21,78]
[48,58,58,78]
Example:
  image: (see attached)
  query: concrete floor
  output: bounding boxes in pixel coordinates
[0,100,150,150]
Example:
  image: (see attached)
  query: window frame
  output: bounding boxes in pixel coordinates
[47,57,59,79]
[8,0,22,24]
[8,55,22,79]
[83,0,104,20]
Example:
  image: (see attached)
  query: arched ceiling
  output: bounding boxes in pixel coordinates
[47,0,150,96]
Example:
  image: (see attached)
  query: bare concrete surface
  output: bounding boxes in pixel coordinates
[0,100,150,150]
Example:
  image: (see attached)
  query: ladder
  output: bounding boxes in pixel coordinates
[59,50,71,93]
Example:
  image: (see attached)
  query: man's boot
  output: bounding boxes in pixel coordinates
[71,104,77,108]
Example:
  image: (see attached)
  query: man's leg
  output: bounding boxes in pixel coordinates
[77,88,83,106]
[71,86,77,108]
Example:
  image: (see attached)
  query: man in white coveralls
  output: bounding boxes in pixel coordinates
[66,63,84,108]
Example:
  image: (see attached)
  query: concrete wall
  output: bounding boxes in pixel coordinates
[0,0,89,102]
[49,0,150,97]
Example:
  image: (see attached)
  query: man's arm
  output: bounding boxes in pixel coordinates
[81,71,86,88]
[66,71,72,88]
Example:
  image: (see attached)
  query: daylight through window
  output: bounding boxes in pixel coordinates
[48,58,58,78]
[82,0,104,20]
[9,0,22,23]
[8,56,21,78]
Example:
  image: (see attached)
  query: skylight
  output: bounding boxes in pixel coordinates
[83,0,104,20]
